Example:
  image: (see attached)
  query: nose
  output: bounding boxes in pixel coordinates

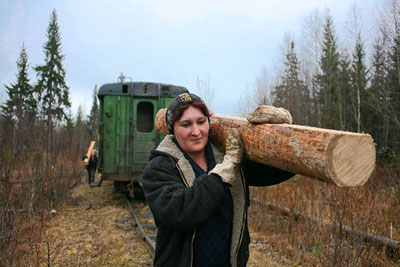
[191,124,200,135]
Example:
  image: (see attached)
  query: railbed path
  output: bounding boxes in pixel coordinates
[38,179,152,266]
[40,177,293,266]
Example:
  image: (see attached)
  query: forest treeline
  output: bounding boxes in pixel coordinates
[241,3,400,264]
[0,10,97,265]
[244,1,400,165]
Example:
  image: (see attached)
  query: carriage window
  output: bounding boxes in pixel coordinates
[161,86,170,95]
[122,84,128,93]
[137,102,154,133]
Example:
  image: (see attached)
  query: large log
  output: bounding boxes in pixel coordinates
[155,109,376,187]
[84,141,96,165]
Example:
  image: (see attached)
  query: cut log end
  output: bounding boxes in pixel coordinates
[327,134,376,186]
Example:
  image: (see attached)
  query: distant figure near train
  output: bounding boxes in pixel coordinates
[141,93,295,267]
[85,150,98,186]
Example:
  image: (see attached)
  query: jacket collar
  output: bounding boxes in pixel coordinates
[156,135,224,187]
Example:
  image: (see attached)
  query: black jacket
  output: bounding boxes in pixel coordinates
[87,155,98,171]
[141,136,294,267]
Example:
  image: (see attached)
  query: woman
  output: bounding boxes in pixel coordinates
[141,93,294,267]
[86,150,98,185]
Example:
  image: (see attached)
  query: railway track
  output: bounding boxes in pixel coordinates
[124,194,157,259]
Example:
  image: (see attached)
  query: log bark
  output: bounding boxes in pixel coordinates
[155,109,376,187]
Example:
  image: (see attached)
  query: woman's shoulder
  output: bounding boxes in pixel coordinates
[145,146,181,176]
[142,149,183,186]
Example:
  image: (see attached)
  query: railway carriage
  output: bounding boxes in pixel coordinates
[97,81,188,191]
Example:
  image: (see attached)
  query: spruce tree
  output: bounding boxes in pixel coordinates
[317,14,341,129]
[2,44,35,122]
[35,9,71,148]
[386,35,400,155]
[272,41,308,124]
[350,35,369,133]
[1,43,36,152]
[337,52,352,130]
[369,37,390,153]
[87,85,99,140]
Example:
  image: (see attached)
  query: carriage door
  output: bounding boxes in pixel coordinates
[133,99,157,172]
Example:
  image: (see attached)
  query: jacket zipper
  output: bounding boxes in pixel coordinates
[176,164,195,267]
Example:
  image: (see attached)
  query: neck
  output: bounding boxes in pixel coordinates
[188,150,207,171]
[187,149,205,161]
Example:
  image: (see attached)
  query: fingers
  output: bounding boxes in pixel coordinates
[225,128,243,164]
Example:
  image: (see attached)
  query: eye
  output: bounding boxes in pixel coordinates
[198,119,206,124]
[180,122,191,127]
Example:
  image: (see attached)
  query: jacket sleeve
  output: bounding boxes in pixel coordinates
[141,155,226,231]
[242,160,295,186]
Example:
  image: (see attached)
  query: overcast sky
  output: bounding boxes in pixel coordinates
[0,0,377,116]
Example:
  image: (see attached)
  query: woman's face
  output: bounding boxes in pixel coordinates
[173,105,209,156]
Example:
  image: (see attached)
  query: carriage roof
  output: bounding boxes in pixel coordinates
[97,82,188,98]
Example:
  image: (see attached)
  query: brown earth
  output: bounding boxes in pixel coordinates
[31,176,296,266]
[30,178,152,266]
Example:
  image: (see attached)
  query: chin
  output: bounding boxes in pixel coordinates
[188,144,206,154]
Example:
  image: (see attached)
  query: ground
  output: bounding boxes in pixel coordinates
[33,177,295,266]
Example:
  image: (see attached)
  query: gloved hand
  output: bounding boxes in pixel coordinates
[209,128,243,184]
[247,105,292,124]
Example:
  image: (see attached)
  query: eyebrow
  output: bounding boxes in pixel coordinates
[178,116,206,124]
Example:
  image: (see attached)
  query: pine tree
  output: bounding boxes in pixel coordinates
[272,41,309,124]
[386,35,400,155]
[73,105,90,157]
[87,85,99,140]
[35,9,71,149]
[1,44,36,152]
[2,44,36,122]
[317,14,341,129]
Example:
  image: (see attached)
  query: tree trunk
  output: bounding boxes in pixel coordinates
[155,108,375,187]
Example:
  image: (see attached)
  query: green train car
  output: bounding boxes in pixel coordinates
[97,81,188,190]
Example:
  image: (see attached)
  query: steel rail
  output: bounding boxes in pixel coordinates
[124,194,156,258]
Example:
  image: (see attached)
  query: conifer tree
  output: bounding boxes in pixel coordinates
[337,52,352,130]
[64,110,74,142]
[2,44,36,122]
[1,44,36,152]
[369,36,390,153]
[73,105,90,157]
[87,85,99,140]
[35,9,71,148]
[386,35,400,154]
[317,14,341,129]
[272,41,309,124]
[350,35,369,133]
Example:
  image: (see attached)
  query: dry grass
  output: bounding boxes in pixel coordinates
[23,178,152,266]
[35,178,294,267]
[0,153,84,266]
[248,165,400,267]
